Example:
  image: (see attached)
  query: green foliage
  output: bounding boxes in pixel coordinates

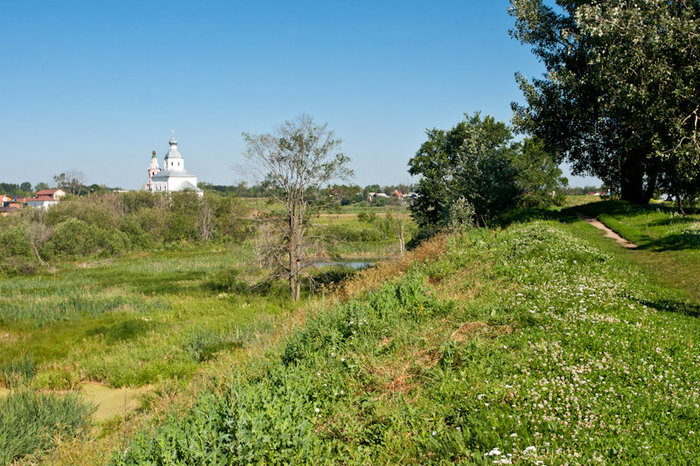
[512,137,566,208]
[0,224,37,276]
[0,354,35,387]
[510,0,700,204]
[0,191,254,275]
[323,223,386,242]
[408,115,567,246]
[43,219,100,258]
[357,210,377,223]
[409,113,519,229]
[0,391,94,465]
[206,268,248,293]
[185,327,244,362]
[163,192,199,242]
[0,182,32,197]
[446,196,476,233]
[41,218,130,259]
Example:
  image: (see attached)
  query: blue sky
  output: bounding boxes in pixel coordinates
[0,0,600,189]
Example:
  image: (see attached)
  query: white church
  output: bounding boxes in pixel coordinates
[145,136,203,196]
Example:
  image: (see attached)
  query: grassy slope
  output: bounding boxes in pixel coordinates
[113,216,699,464]
[0,207,412,464]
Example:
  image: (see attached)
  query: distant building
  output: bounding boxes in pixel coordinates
[34,189,66,201]
[146,137,202,196]
[27,189,66,209]
[145,150,160,192]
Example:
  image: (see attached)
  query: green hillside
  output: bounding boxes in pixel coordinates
[110,208,699,464]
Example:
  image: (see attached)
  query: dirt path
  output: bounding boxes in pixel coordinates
[576,212,637,249]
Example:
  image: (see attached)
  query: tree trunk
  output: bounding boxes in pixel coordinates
[619,156,650,204]
[289,208,297,301]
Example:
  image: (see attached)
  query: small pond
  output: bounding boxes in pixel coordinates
[312,260,378,270]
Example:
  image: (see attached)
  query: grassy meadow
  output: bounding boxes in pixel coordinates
[0,244,295,391]
[2,198,698,464]
[0,205,416,464]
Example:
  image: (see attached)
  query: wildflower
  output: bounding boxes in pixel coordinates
[510,433,517,438]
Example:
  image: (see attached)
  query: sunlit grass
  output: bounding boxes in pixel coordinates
[0,244,295,390]
[113,221,699,464]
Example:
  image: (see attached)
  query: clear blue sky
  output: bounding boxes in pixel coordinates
[0,0,600,189]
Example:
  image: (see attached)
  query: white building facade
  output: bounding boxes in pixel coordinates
[146,137,203,196]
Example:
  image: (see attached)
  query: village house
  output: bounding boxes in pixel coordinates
[0,195,20,216]
[27,188,66,209]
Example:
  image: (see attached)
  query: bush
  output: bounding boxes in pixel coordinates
[118,215,156,250]
[42,219,130,259]
[43,219,99,259]
[0,224,33,260]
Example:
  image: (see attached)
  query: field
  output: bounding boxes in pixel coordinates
[1,199,698,464]
[0,206,416,464]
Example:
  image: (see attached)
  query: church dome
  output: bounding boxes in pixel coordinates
[164,136,184,160]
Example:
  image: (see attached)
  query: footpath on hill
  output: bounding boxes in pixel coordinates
[575,212,637,248]
[569,201,700,302]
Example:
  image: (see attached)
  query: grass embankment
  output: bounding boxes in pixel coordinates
[113,219,699,464]
[0,204,414,464]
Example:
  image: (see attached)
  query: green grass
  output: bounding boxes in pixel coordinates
[568,200,700,300]
[0,204,410,393]
[0,390,95,465]
[0,244,296,389]
[112,219,699,464]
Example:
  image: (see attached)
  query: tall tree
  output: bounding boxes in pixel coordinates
[408,113,519,228]
[53,170,85,195]
[243,115,352,301]
[510,0,700,204]
[513,137,567,208]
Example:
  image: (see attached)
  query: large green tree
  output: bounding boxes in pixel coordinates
[510,0,700,205]
[408,113,520,228]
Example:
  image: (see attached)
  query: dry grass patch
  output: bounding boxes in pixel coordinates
[336,234,447,301]
[450,321,488,342]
